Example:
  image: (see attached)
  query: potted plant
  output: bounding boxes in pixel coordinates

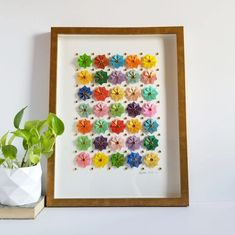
[0,107,64,206]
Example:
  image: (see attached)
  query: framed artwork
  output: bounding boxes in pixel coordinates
[47,27,188,207]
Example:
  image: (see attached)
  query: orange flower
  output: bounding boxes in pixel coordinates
[76,119,92,134]
[125,55,141,68]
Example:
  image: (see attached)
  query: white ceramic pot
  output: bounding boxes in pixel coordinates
[0,164,42,206]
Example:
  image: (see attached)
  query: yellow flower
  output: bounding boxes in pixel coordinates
[142,55,157,69]
[127,119,142,133]
[93,152,108,168]
[110,86,124,101]
[144,153,160,168]
[77,70,93,85]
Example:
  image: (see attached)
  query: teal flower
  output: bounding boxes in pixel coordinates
[77,53,92,68]
[77,104,92,117]
[93,119,108,134]
[126,70,140,83]
[76,136,92,150]
[143,119,159,133]
[142,86,158,101]
[109,103,125,117]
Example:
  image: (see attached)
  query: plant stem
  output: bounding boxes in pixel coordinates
[21,150,28,167]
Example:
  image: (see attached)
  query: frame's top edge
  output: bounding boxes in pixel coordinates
[50,26,184,35]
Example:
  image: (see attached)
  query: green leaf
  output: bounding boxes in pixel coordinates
[24,120,40,130]
[2,145,17,159]
[50,114,64,136]
[12,129,30,141]
[8,134,15,145]
[14,106,27,129]
[23,139,29,150]
[0,158,5,165]
[29,128,40,144]
[1,132,8,146]
[29,152,40,165]
[41,136,55,153]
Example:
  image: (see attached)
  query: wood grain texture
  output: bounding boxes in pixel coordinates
[47,27,189,207]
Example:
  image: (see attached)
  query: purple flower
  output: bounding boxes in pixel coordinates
[93,136,108,151]
[109,71,126,84]
[126,136,141,151]
[126,102,142,117]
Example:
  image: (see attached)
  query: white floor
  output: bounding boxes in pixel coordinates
[0,202,235,235]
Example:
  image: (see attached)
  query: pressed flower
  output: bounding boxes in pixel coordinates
[93,102,108,117]
[142,86,158,101]
[127,119,142,134]
[143,119,159,133]
[77,53,92,68]
[93,86,109,101]
[126,70,140,84]
[141,71,157,84]
[108,70,126,84]
[109,103,125,117]
[76,136,92,150]
[94,70,108,84]
[110,54,124,68]
[76,70,92,85]
[144,153,160,168]
[93,152,108,168]
[108,136,124,151]
[93,119,108,134]
[125,87,141,101]
[77,86,92,101]
[142,103,157,117]
[125,55,141,68]
[110,119,125,134]
[77,103,92,117]
[126,136,141,151]
[94,54,109,69]
[110,86,124,101]
[126,102,142,117]
[142,54,157,69]
[143,136,159,150]
[93,135,108,151]
[110,153,125,168]
[127,152,142,168]
[76,152,91,168]
[76,119,92,134]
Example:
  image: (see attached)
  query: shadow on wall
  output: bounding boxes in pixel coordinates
[30,33,50,193]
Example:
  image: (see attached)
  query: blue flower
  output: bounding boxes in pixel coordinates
[127,152,142,168]
[77,86,92,100]
[143,119,159,133]
[110,54,124,68]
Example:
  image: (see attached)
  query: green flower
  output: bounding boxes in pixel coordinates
[77,104,92,117]
[110,153,125,168]
[142,86,158,101]
[94,70,108,84]
[109,103,125,117]
[143,135,159,150]
[76,136,92,150]
[77,53,92,68]
[126,70,140,83]
[93,119,108,134]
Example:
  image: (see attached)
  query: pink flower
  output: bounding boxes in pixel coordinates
[125,87,141,101]
[108,136,124,151]
[93,102,108,117]
[76,152,91,168]
[141,71,157,84]
[142,103,157,117]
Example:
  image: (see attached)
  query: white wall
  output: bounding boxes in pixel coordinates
[0,0,235,203]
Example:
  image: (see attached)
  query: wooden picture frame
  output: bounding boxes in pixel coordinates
[47,27,189,207]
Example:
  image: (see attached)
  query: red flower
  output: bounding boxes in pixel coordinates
[94,55,109,69]
[110,119,125,134]
[93,86,109,101]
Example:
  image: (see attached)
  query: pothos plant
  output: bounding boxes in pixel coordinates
[0,107,64,168]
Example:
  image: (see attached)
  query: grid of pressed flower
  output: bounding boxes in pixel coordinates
[74,53,161,170]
